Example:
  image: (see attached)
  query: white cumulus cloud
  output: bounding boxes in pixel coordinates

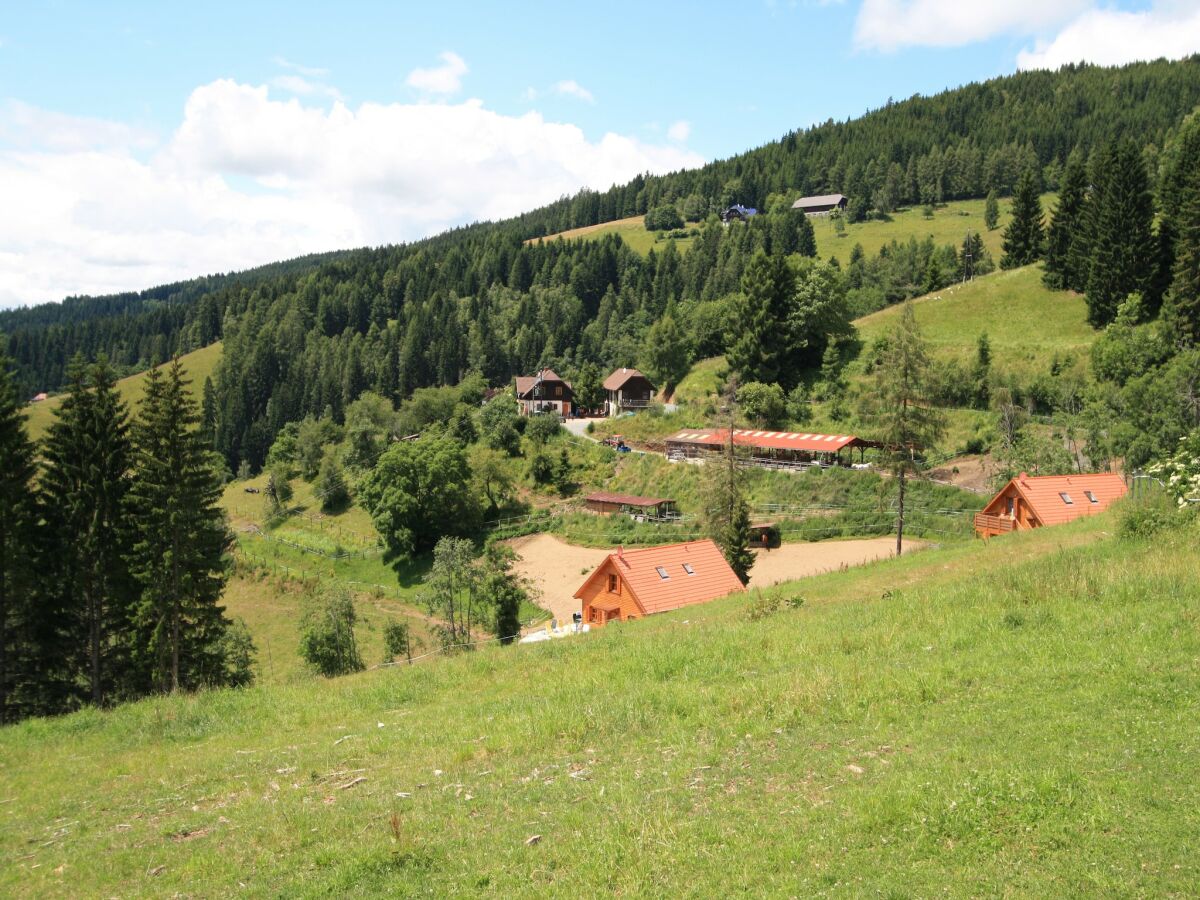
[667,120,691,142]
[853,0,1091,51]
[553,80,595,103]
[405,51,469,95]
[0,80,705,307]
[1017,4,1200,70]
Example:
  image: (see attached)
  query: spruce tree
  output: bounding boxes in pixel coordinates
[0,346,38,722]
[1084,139,1157,326]
[1000,169,1043,269]
[795,212,817,257]
[858,303,945,555]
[1043,152,1088,290]
[704,384,754,584]
[126,360,237,693]
[984,190,999,230]
[1163,179,1200,348]
[726,250,794,385]
[40,355,137,706]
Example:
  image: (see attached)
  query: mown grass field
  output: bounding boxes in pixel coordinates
[526,215,702,255]
[23,341,224,440]
[527,195,1056,262]
[2,511,1196,896]
[855,264,1093,378]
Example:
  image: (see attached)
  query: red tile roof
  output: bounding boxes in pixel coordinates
[574,539,745,616]
[985,472,1127,526]
[602,367,653,391]
[666,428,862,453]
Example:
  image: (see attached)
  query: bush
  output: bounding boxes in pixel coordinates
[645,204,684,231]
[526,413,562,446]
[1116,493,1189,539]
[299,589,365,677]
[738,381,786,428]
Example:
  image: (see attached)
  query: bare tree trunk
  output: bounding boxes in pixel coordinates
[896,466,906,557]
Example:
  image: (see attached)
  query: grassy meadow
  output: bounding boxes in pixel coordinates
[527,194,1054,262]
[855,264,1092,378]
[2,511,1197,896]
[23,341,224,441]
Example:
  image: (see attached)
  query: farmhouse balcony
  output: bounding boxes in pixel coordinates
[974,512,1015,536]
[619,398,652,409]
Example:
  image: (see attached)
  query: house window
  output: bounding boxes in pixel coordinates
[555,385,562,397]
[1085,490,1098,504]
[607,574,618,594]
[1059,492,1074,505]
[655,566,670,580]
[1006,497,1014,516]
[682,563,695,575]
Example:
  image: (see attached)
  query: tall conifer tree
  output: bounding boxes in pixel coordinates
[1043,152,1089,291]
[40,355,137,706]
[1000,169,1043,269]
[127,360,236,693]
[0,345,38,722]
[726,250,795,385]
[1084,139,1157,326]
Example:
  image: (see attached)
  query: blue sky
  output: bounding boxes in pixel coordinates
[2,0,1198,306]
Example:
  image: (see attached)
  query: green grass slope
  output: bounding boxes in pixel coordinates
[3,513,1197,896]
[530,195,1048,261]
[23,341,224,440]
[855,264,1092,376]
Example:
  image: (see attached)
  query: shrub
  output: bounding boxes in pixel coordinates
[299,589,365,677]
[645,204,684,231]
[1116,493,1188,539]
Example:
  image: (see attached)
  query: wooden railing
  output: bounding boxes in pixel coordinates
[974,512,1015,534]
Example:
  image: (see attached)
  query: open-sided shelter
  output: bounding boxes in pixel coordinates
[574,539,745,626]
[665,428,873,468]
[583,492,677,520]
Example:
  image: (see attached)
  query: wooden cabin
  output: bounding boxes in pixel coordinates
[574,539,746,626]
[974,472,1127,537]
[515,368,574,417]
[583,491,677,520]
[720,204,758,223]
[603,367,656,416]
[791,193,848,216]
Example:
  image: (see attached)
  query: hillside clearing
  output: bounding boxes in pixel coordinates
[23,341,224,440]
[5,512,1192,896]
[526,195,1049,261]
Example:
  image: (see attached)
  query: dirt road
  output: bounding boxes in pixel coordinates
[507,533,921,623]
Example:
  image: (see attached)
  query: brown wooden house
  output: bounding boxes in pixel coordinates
[515,368,574,416]
[603,367,656,416]
[974,472,1127,537]
[574,539,746,626]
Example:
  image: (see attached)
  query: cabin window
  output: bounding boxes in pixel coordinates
[607,574,618,594]
[1006,497,1014,516]
[1059,492,1074,505]
[1085,490,1098,504]
[555,385,562,397]
[655,566,670,580]
[682,563,695,575]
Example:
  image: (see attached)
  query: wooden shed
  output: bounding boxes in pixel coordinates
[583,491,677,520]
[974,472,1127,537]
[574,540,746,626]
[791,193,848,216]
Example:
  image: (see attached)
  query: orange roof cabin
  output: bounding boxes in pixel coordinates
[574,539,746,626]
[974,472,1127,537]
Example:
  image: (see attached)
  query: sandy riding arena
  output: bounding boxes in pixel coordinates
[507,533,920,624]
